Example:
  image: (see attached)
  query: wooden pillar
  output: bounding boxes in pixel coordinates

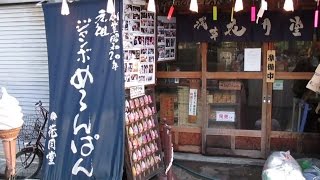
[201,42,208,154]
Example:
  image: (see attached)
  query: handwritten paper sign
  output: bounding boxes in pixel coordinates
[130,85,145,99]
[216,111,235,122]
[188,89,198,116]
[244,48,261,71]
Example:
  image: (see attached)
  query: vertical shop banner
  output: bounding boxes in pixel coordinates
[188,89,198,116]
[42,0,124,179]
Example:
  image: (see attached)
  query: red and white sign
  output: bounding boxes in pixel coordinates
[216,111,235,122]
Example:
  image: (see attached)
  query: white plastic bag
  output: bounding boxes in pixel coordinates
[262,151,305,180]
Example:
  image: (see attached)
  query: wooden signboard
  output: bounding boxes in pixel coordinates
[266,50,276,83]
[219,81,242,90]
[124,87,164,180]
[159,94,175,125]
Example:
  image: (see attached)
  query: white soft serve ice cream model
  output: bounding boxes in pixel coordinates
[0,87,24,179]
[0,87,24,130]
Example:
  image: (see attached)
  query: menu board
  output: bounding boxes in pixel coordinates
[157,16,176,62]
[123,2,156,88]
[124,87,163,180]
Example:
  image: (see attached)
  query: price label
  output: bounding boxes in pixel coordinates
[130,85,145,99]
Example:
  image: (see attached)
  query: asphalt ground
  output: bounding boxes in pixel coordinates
[169,160,263,180]
[0,143,264,180]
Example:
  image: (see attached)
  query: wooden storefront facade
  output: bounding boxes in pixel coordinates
[157,41,320,158]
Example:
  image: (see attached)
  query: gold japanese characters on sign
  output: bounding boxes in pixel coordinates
[266,50,276,83]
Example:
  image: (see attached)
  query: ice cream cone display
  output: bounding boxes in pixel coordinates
[0,127,21,140]
[307,64,320,93]
[0,87,23,130]
[124,88,163,180]
[0,87,24,179]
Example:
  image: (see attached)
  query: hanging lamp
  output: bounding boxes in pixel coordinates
[61,0,70,15]
[147,0,156,12]
[234,0,243,12]
[107,0,115,14]
[190,0,198,13]
[283,0,294,11]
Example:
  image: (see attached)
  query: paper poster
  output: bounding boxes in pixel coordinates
[157,16,176,62]
[123,2,156,88]
[216,111,235,122]
[130,85,145,99]
[244,48,261,71]
[273,80,283,90]
[188,89,197,116]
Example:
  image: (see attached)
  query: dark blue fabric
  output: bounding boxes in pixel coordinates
[252,11,283,41]
[220,12,252,42]
[42,0,124,179]
[177,10,315,42]
[282,11,314,41]
[176,14,197,42]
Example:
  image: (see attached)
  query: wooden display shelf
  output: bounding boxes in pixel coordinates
[124,87,164,180]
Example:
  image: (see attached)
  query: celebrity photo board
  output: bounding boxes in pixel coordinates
[157,16,176,62]
[124,87,164,180]
[123,1,156,88]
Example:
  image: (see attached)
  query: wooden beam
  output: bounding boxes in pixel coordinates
[206,128,261,137]
[206,72,263,79]
[261,43,268,158]
[177,145,201,153]
[206,148,263,158]
[270,131,320,138]
[171,126,201,133]
[156,71,201,79]
[276,72,313,80]
[201,42,208,154]
[231,135,235,150]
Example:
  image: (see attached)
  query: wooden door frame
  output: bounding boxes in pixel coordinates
[201,42,267,158]
[156,41,319,157]
[264,42,318,156]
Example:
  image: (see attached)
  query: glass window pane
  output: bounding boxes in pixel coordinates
[272,80,320,133]
[207,79,262,130]
[157,42,201,71]
[156,78,202,127]
[207,42,262,72]
[274,41,319,72]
